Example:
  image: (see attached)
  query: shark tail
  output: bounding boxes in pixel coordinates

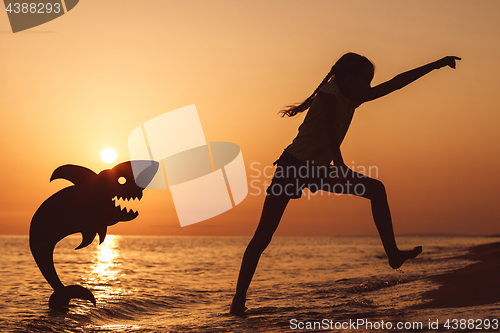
[49,285,96,310]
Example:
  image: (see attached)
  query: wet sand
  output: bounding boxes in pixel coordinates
[415,241,500,309]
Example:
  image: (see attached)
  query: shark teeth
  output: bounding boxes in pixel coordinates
[112,196,141,214]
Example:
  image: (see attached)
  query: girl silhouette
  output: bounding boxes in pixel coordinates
[230,53,460,315]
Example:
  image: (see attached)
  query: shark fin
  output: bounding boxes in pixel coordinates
[49,285,96,310]
[50,165,97,186]
[75,230,96,250]
[97,226,108,245]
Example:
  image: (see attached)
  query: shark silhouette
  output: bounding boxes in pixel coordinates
[29,160,158,310]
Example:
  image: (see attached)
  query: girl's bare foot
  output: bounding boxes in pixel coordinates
[388,246,422,269]
[230,297,247,316]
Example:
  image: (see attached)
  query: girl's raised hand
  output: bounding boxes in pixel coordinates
[436,56,461,69]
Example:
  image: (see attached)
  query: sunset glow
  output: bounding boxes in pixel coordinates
[1,1,499,237]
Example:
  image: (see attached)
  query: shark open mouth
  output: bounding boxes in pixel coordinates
[112,195,142,217]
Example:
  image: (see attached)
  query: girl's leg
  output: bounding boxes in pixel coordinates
[230,195,290,315]
[323,169,422,268]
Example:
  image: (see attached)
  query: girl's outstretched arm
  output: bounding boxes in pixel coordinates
[364,56,461,102]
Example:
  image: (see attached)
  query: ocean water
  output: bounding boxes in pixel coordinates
[0,235,499,332]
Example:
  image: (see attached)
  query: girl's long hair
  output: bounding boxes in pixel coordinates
[280,52,374,117]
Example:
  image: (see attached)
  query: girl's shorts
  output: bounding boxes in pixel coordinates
[266,150,332,199]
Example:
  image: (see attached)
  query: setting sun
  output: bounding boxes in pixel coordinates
[101,148,117,163]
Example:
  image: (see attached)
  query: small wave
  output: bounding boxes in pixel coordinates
[346,276,413,294]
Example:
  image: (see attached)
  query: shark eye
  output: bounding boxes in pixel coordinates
[118,177,127,185]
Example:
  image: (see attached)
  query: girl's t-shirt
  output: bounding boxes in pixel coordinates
[285,80,359,166]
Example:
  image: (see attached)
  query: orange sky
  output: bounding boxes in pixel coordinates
[1,0,499,237]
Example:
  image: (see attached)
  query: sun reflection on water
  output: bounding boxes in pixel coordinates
[84,235,125,303]
[91,235,119,280]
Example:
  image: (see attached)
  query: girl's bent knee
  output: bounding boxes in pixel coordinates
[366,179,387,200]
